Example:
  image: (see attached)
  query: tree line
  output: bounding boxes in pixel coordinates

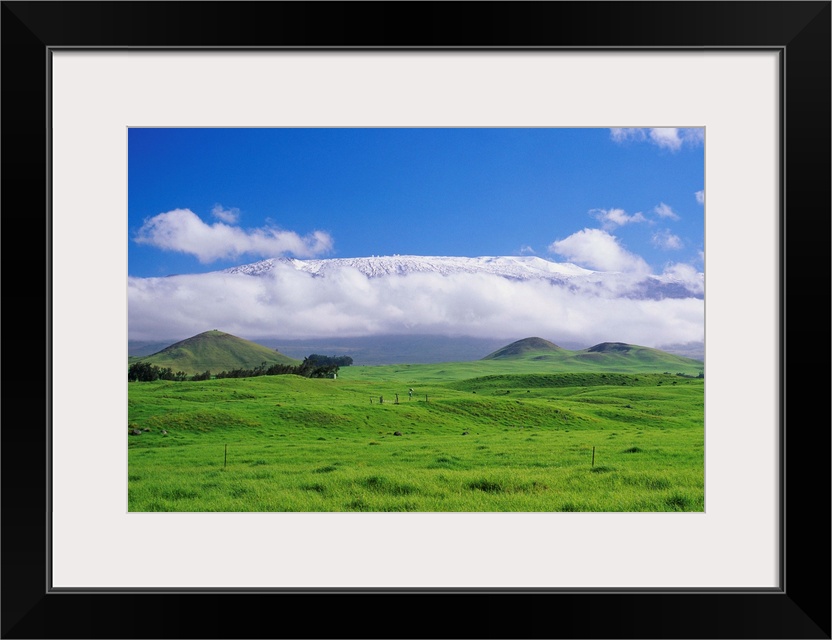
[127,354,353,382]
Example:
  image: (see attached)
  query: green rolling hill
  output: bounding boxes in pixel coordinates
[481,337,703,373]
[128,333,704,378]
[131,330,301,375]
[482,336,567,360]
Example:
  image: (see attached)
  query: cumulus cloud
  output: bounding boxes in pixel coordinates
[660,262,704,296]
[651,229,683,251]
[211,204,240,224]
[695,190,705,205]
[610,128,704,152]
[653,202,680,220]
[610,128,648,144]
[128,266,704,348]
[134,208,333,262]
[589,208,647,231]
[681,128,705,146]
[649,128,685,151]
[548,228,651,276]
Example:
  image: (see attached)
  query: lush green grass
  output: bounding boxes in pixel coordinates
[128,362,704,512]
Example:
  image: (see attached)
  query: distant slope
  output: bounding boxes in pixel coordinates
[480,337,704,373]
[573,342,704,369]
[482,337,567,360]
[259,334,510,366]
[128,339,180,358]
[655,341,704,362]
[136,330,301,374]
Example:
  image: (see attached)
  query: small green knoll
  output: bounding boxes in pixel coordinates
[135,330,300,375]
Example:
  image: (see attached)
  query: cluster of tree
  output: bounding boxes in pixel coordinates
[215,362,302,379]
[675,371,704,379]
[215,356,344,380]
[304,354,353,368]
[129,354,352,382]
[128,361,199,382]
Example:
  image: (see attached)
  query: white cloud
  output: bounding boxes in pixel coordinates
[653,202,680,220]
[548,228,651,276]
[695,190,705,205]
[661,262,705,296]
[128,267,704,348]
[518,245,536,255]
[134,208,333,262]
[651,229,683,251]
[211,204,240,224]
[610,128,647,144]
[610,128,704,152]
[649,128,684,151]
[589,207,647,230]
[682,129,706,146]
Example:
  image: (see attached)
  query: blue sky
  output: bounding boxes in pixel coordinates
[128,127,704,278]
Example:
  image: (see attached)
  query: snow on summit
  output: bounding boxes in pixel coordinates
[220,254,703,300]
[223,255,595,279]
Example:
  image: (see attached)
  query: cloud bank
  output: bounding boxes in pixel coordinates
[134,208,333,262]
[128,258,703,349]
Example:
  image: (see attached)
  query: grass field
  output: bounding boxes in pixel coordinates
[127,360,704,512]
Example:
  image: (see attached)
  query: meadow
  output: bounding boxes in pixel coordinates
[127,359,704,512]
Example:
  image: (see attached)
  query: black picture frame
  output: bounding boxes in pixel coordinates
[2,2,829,638]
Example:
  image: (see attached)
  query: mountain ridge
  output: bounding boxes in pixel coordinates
[218,254,704,300]
[222,255,595,279]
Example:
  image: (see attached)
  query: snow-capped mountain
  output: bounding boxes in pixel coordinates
[223,255,592,278]
[131,254,704,348]
[220,255,704,300]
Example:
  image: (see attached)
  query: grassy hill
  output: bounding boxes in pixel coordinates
[480,337,703,374]
[133,330,301,375]
[572,341,704,369]
[129,332,704,378]
[482,337,567,360]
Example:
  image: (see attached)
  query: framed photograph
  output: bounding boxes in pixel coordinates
[124,124,708,519]
[3,1,829,638]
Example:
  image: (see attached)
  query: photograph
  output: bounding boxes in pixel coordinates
[3,0,828,637]
[127,126,705,513]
